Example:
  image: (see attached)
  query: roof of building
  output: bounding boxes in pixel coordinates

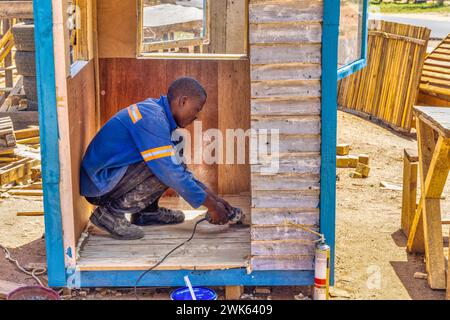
[143,4,202,28]
[420,34,450,100]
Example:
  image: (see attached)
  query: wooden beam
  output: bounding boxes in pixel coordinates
[368,30,427,46]
[401,150,418,236]
[408,135,449,289]
[16,136,40,145]
[9,189,43,196]
[3,20,13,89]
[225,286,243,300]
[0,158,39,185]
[0,76,24,112]
[0,1,33,19]
[17,211,44,216]
[407,118,436,253]
[14,127,39,140]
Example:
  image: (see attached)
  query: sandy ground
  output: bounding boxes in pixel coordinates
[333,111,448,300]
[0,197,46,287]
[0,111,449,300]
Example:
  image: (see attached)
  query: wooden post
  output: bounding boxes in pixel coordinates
[420,136,450,289]
[408,128,449,289]
[225,286,243,300]
[407,118,436,253]
[401,148,418,236]
[3,19,12,89]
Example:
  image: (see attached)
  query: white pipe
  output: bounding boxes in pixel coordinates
[184,276,196,300]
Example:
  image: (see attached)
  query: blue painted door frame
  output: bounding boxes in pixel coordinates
[35,0,367,288]
[34,0,66,287]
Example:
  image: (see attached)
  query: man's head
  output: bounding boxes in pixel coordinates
[167,77,207,128]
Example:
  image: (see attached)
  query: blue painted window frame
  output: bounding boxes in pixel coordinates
[337,0,369,80]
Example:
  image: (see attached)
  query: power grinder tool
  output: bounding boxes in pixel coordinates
[205,205,245,225]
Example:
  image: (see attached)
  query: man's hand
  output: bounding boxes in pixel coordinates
[203,194,229,225]
[216,197,233,213]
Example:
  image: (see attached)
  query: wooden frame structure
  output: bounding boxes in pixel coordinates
[338,20,431,133]
[406,107,450,297]
[401,148,418,237]
[34,0,368,289]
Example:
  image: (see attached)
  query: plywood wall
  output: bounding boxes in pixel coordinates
[52,0,99,265]
[99,58,250,194]
[249,0,323,271]
[67,61,98,242]
[97,0,137,58]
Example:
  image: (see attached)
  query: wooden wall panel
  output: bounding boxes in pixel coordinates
[99,58,250,194]
[338,20,431,132]
[249,0,323,271]
[417,91,450,107]
[97,0,137,58]
[218,60,251,194]
[67,61,98,243]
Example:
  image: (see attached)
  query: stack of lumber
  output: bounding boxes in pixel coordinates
[0,124,41,198]
[0,77,28,112]
[0,116,16,154]
[417,33,450,107]
[338,20,431,133]
[336,144,370,178]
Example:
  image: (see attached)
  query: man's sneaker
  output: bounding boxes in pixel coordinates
[90,207,144,240]
[131,207,185,226]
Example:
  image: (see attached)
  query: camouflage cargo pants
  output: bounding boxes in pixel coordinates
[86,162,168,217]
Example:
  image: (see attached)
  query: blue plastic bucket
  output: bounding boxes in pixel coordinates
[170,287,217,300]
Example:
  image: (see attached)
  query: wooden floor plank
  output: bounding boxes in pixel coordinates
[77,197,251,271]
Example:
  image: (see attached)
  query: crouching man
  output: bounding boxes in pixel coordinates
[80,77,231,240]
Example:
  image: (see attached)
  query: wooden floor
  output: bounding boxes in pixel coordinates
[76,195,251,271]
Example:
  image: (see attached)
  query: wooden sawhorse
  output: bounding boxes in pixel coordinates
[407,107,450,299]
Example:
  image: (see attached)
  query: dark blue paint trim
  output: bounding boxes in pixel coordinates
[321,0,339,286]
[34,0,66,287]
[337,0,369,79]
[75,269,314,287]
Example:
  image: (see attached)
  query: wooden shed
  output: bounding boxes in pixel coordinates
[34,0,369,289]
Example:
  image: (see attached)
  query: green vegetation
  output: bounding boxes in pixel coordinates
[369,2,450,13]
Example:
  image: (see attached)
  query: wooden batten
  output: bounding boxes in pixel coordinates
[67,61,97,245]
[52,0,99,269]
[249,0,323,271]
